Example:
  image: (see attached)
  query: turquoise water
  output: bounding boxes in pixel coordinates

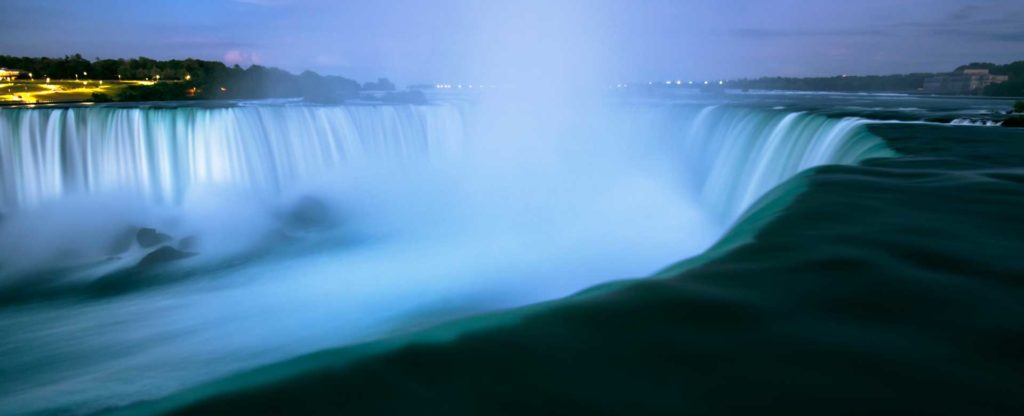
[1,93,1020,415]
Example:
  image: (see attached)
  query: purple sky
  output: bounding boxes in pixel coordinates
[1,0,1022,84]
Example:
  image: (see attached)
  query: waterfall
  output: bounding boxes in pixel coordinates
[643,104,893,222]
[0,101,892,281]
[0,103,890,217]
[0,100,895,416]
[0,105,467,208]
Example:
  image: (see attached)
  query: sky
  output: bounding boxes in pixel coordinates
[1,0,1023,85]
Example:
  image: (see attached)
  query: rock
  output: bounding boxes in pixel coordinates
[137,246,196,268]
[1001,116,1024,128]
[105,227,139,255]
[924,117,955,124]
[137,227,172,248]
[284,196,334,230]
[178,235,199,251]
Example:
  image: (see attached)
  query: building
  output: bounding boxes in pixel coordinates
[923,68,1010,95]
[0,68,23,81]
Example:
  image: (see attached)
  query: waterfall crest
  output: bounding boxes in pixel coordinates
[646,105,893,222]
[0,105,466,208]
[1,103,891,217]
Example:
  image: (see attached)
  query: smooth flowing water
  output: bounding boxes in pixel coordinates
[0,97,893,415]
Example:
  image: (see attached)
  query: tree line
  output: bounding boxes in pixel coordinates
[730,73,933,93]
[729,61,1024,97]
[0,54,402,102]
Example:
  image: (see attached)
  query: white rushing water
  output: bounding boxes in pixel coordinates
[0,105,467,208]
[0,100,892,415]
[950,117,1002,126]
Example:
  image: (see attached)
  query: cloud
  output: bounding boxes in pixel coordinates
[895,4,1024,43]
[929,27,1024,43]
[731,28,889,38]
